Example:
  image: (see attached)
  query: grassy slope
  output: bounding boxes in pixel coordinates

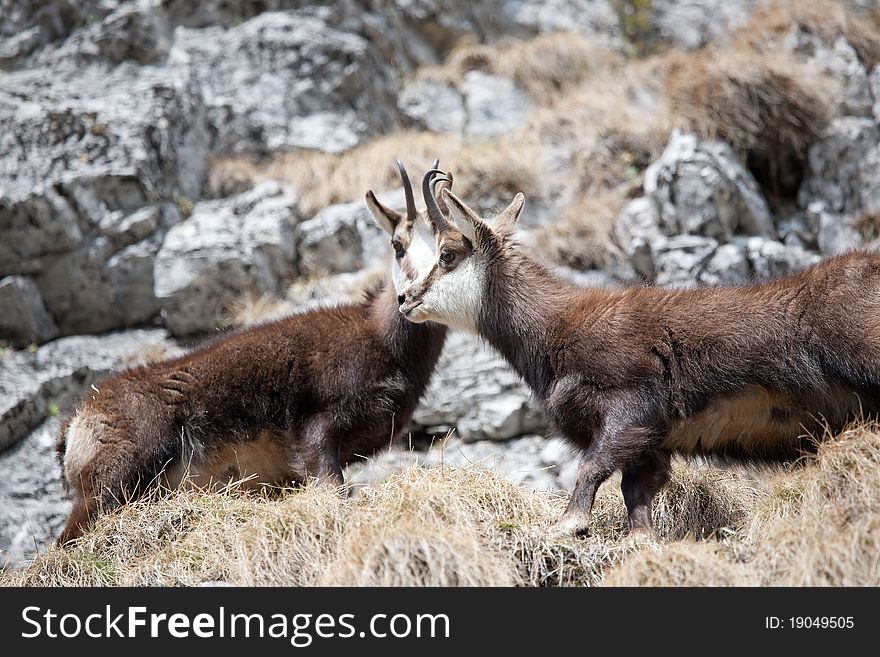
[6,422,878,587]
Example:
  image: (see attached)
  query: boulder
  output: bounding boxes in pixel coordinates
[806,201,862,257]
[649,0,757,51]
[0,328,175,454]
[0,276,59,347]
[346,435,572,495]
[699,243,750,286]
[0,417,71,566]
[154,182,300,336]
[0,63,210,337]
[799,117,880,216]
[745,237,821,281]
[412,332,546,442]
[651,235,719,287]
[0,0,122,67]
[169,9,398,154]
[398,78,466,134]
[644,131,773,240]
[34,1,172,66]
[784,27,874,118]
[614,196,663,279]
[295,188,402,278]
[502,0,621,47]
[463,71,530,138]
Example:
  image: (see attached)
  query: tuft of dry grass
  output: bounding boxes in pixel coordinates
[664,48,832,197]
[208,132,547,219]
[6,421,880,586]
[433,32,621,102]
[738,0,880,69]
[530,193,628,272]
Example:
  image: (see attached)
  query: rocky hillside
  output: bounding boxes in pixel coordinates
[2,0,880,565]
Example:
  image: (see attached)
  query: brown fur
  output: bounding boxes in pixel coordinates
[408,186,880,536]
[55,284,446,544]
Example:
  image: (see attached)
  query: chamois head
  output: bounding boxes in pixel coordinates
[398,170,524,331]
[365,160,451,295]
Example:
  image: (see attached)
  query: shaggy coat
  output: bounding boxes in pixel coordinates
[56,164,448,544]
[401,178,880,535]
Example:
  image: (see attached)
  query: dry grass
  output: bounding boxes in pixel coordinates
[6,421,880,586]
[531,193,628,272]
[738,0,880,69]
[431,32,621,102]
[208,132,547,219]
[664,48,832,197]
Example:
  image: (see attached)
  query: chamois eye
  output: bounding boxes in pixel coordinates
[440,250,456,265]
[391,240,404,258]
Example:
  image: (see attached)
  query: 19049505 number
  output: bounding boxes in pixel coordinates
[790,617,854,629]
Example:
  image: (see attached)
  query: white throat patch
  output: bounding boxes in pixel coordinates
[420,252,488,332]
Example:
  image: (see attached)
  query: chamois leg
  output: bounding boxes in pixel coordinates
[292,418,344,488]
[621,450,671,534]
[552,456,610,538]
[56,495,94,546]
[552,413,659,538]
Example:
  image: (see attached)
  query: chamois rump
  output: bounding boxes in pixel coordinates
[55,163,448,545]
[399,169,880,537]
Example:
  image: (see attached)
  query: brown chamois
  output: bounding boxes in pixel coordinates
[399,170,880,537]
[55,163,448,545]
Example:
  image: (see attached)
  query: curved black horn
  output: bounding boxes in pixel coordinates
[396,160,417,223]
[422,167,450,232]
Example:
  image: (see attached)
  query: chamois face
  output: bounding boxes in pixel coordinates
[365,162,441,295]
[399,188,525,332]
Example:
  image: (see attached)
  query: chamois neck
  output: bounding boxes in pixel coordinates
[478,248,578,398]
[372,281,447,378]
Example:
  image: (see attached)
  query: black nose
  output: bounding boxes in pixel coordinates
[397,294,406,306]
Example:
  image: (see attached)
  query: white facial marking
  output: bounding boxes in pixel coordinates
[408,252,488,332]
[392,217,438,294]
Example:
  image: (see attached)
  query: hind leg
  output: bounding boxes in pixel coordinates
[621,450,671,534]
[288,416,343,488]
[56,494,96,546]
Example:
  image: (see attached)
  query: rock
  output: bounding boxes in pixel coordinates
[36,230,168,336]
[807,202,861,257]
[170,9,397,154]
[799,117,880,215]
[35,2,172,66]
[614,197,663,278]
[652,235,719,287]
[871,64,880,123]
[745,237,821,280]
[161,0,314,29]
[649,0,757,51]
[412,332,545,442]
[398,78,466,134]
[346,435,567,495]
[154,182,300,336]
[502,0,622,47]
[295,188,402,278]
[0,418,70,566]
[0,63,210,330]
[699,243,750,286]
[0,0,122,67]
[644,131,773,240]
[0,276,59,347]
[463,71,530,138]
[0,329,176,454]
[785,27,873,117]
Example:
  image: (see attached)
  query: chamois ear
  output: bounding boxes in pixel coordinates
[441,188,486,246]
[365,190,402,236]
[494,193,525,237]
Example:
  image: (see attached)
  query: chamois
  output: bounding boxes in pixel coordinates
[55,163,448,545]
[399,170,880,537]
